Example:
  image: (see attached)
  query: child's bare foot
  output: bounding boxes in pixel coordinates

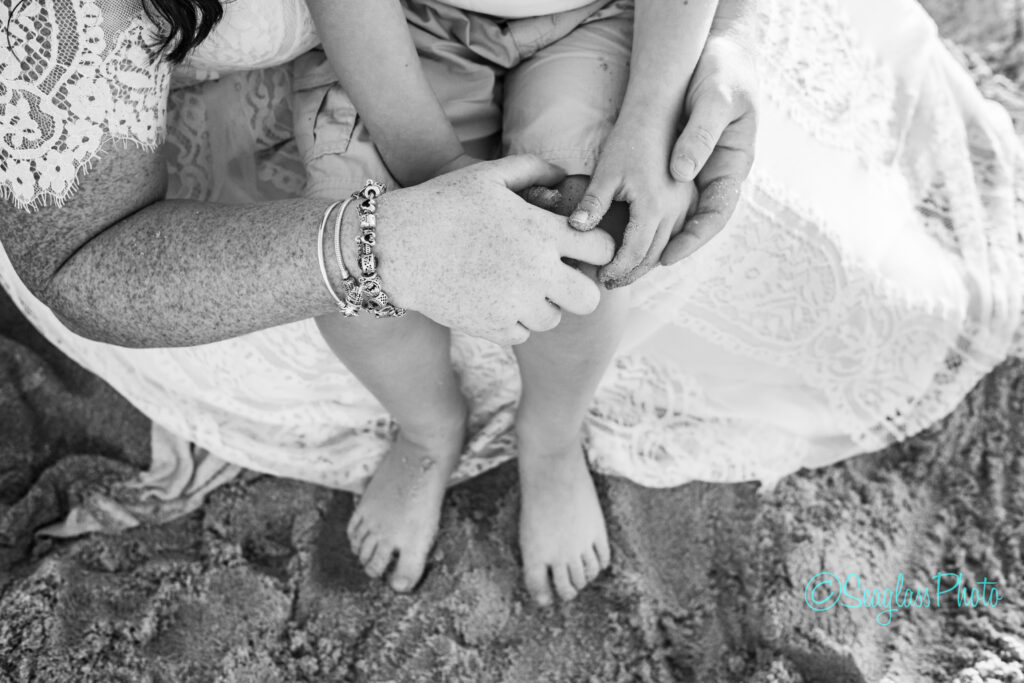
[517,435,611,606]
[346,407,466,592]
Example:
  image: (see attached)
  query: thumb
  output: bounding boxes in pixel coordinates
[568,170,617,231]
[487,154,567,193]
[671,94,731,182]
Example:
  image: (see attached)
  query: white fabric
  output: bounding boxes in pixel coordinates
[439,0,593,18]
[176,0,319,82]
[0,0,170,210]
[1,0,1022,493]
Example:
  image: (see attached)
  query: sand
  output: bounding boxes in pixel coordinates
[4,3,1024,681]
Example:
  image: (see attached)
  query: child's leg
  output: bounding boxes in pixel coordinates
[293,37,501,591]
[316,312,466,592]
[500,3,634,605]
[513,177,630,606]
[295,69,467,591]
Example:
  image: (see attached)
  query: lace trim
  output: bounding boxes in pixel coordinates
[756,0,899,167]
[0,0,170,211]
[588,354,811,488]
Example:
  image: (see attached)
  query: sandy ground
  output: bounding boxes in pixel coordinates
[4,3,1024,681]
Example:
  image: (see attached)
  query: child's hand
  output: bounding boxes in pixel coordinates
[569,120,697,288]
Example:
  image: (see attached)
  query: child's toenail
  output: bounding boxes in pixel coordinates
[392,579,410,591]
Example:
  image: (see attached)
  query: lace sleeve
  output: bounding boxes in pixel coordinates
[0,0,171,211]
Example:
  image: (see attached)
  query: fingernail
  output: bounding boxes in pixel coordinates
[569,209,589,228]
[673,157,696,180]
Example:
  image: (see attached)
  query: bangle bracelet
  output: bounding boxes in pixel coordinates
[332,196,361,316]
[316,199,348,311]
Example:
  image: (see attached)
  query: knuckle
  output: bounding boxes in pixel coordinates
[749,115,760,138]
[713,83,734,107]
[734,84,755,108]
[623,223,651,252]
[640,252,660,272]
[581,193,605,212]
[515,154,540,170]
[689,126,717,152]
[622,244,645,263]
[745,104,760,130]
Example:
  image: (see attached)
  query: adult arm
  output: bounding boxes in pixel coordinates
[661,0,759,264]
[1,1,613,348]
[0,143,612,348]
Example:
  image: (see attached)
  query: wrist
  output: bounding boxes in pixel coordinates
[616,96,680,138]
[357,186,417,311]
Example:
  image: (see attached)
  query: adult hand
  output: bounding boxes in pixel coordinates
[375,155,616,346]
[661,28,758,265]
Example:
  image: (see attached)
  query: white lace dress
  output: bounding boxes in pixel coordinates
[2,0,1022,497]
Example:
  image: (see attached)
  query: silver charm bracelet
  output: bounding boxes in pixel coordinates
[352,180,406,318]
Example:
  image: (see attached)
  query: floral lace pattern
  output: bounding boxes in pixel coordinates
[1,0,1022,493]
[0,0,170,210]
[175,0,318,82]
[165,66,305,203]
[755,0,902,168]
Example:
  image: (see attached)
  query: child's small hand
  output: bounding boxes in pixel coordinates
[569,122,697,288]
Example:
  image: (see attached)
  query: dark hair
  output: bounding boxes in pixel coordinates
[143,0,224,63]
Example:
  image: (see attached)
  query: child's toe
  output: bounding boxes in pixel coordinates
[525,562,554,606]
[347,519,369,553]
[346,511,364,541]
[358,535,379,566]
[364,541,395,578]
[595,538,612,568]
[389,542,429,592]
[552,564,579,602]
[582,548,602,582]
[568,556,589,592]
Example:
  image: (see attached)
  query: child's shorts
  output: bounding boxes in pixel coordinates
[293,0,633,197]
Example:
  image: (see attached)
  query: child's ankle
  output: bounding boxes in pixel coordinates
[515,425,582,463]
[396,396,468,446]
